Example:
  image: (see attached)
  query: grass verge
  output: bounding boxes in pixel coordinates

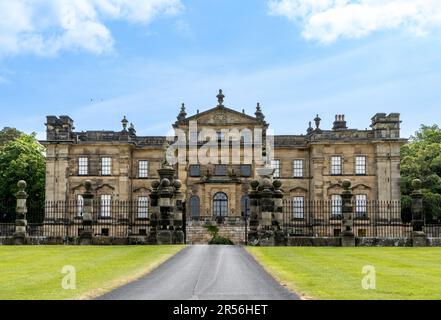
[0,245,184,300]
[247,247,441,300]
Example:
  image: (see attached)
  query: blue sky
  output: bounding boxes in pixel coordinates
[0,0,440,139]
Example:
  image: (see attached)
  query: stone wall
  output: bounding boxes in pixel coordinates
[3,235,441,246]
[186,224,247,245]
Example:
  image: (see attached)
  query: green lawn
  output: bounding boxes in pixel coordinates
[247,247,441,300]
[0,246,184,300]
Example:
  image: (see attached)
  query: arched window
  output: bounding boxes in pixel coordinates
[241,196,250,218]
[213,192,228,217]
[189,196,200,219]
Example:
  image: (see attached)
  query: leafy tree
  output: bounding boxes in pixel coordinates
[401,125,441,221]
[0,133,45,223]
[0,127,23,146]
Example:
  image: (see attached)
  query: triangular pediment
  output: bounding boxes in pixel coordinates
[176,106,265,126]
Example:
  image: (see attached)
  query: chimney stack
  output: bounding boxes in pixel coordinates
[333,114,348,131]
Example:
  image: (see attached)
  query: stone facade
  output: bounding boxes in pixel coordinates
[41,91,406,229]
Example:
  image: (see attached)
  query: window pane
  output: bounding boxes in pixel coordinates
[137,197,149,218]
[215,165,227,176]
[139,160,149,178]
[102,157,112,176]
[189,165,201,177]
[293,160,304,178]
[100,195,111,217]
[271,160,280,178]
[292,196,304,219]
[356,195,368,216]
[241,196,250,217]
[331,195,342,216]
[356,156,367,175]
[331,156,342,175]
[240,165,252,177]
[78,157,88,176]
[189,196,200,218]
[213,192,228,217]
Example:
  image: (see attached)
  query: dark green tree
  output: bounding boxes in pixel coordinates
[401,125,441,221]
[0,133,45,222]
[0,127,23,146]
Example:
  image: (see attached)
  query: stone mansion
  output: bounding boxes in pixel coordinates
[42,90,406,220]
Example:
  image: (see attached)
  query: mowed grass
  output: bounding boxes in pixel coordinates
[0,246,184,300]
[247,247,441,300]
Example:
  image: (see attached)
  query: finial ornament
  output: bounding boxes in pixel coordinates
[121,116,128,131]
[307,121,314,134]
[128,123,136,135]
[255,102,265,121]
[177,103,187,121]
[217,89,225,107]
[314,114,321,130]
[162,140,171,167]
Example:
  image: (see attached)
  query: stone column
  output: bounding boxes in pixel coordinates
[248,180,260,245]
[14,180,28,245]
[411,179,426,247]
[341,179,355,247]
[152,160,185,245]
[273,180,285,245]
[172,180,185,244]
[79,180,94,245]
[148,181,160,244]
[247,166,285,246]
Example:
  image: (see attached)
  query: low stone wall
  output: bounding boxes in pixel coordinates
[355,237,413,247]
[3,235,441,246]
[287,237,342,247]
[186,224,246,245]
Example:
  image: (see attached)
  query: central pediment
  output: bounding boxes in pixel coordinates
[186,106,264,125]
[174,90,267,128]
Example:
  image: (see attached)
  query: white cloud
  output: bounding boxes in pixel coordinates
[0,0,184,56]
[268,0,441,43]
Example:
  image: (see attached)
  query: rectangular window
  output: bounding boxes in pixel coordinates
[137,197,149,219]
[101,157,112,176]
[189,165,201,177]
[271,160,281,178]
[215,164,227,176]
[78,157,88,176]
[100,195,111,217]
[355,194,368,217]
[240,164,252,177]
[292,196,304,219]
[76,195,84,217]
[331,156,342,175]
[331,195,342,217]
[139,160,149,178]
[293,160,304,178]
[355,156,367,175]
